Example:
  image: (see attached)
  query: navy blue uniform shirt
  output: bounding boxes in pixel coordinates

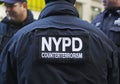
[92,8,120,49]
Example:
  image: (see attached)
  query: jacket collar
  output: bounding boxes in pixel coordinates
[104,7,120,17]
[39,1,79,19]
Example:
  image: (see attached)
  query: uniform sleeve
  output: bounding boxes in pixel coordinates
[0,23,7,54]
[0,38,17,84]
[106,45,119,84]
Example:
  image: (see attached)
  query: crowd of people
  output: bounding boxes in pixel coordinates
[0,0,119,84]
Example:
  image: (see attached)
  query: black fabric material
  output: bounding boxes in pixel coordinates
[45,0,76,4]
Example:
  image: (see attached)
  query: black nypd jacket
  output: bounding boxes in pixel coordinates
[0,10,34,53]
[0,1,119,84]
[92,8,120,48]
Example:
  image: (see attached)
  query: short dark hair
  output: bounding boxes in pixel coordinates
[45,0,76,4]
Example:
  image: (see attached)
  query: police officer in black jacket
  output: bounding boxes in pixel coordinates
[92,0,120,83]
[0,0,119,84]
[0,0,34,53]
[92,0,120,55]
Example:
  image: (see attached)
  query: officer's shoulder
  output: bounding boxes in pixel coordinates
[0,22,6,27]
[0,22,8,33]
[13,20,43,39]
[96,11,106,19]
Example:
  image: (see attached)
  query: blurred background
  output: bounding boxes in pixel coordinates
[0,0,103,22]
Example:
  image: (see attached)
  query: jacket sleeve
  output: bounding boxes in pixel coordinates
[105,43,119,84]
[0,23,7,54]
[0,38,17,84]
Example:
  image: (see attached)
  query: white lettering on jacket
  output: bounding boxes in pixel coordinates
[41,37,83,52]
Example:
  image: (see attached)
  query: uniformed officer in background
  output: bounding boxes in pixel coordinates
[0,0,119,84]
[0,0,34,53]
[92,0,120,56]
[92,0,120,83]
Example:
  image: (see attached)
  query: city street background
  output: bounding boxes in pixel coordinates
[0,0,103,22]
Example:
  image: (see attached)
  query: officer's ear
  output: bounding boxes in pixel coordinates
[22,2,27,9]
[74,2,76,7]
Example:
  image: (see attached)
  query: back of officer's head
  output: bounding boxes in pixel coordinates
[45,0,76,4]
